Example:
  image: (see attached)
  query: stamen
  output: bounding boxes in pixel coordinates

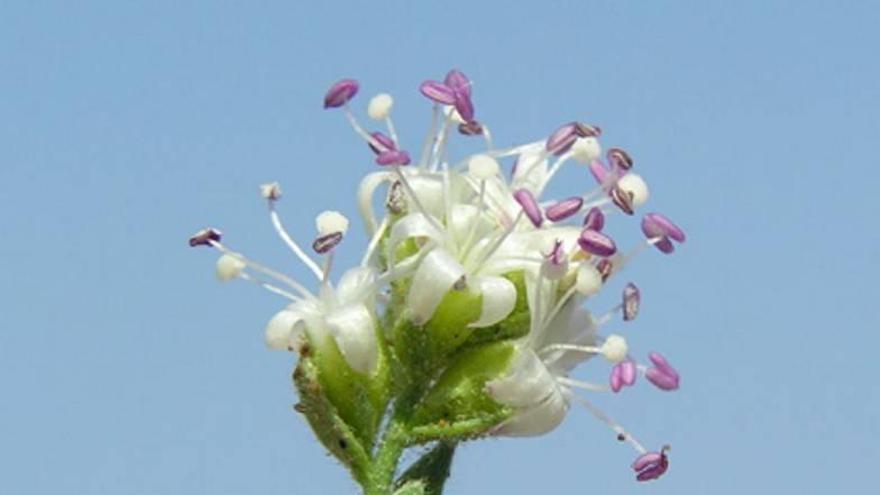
[188,227,222,247]
[513,189,543,227]
[323,79,359,108]
[578,228,617,257]
[545,196,584,222]
[209,240,316,301]
[607,147,634,172]
[570,394,647,454]
[472,210,524,268]
[556,376,609,393]
[622,283,640,321]
[367,93,394,122]
[361,216,389,267]
[418,105,440,168]
[268,202,325,280]
[419,80,457,105]
[238,272,301,302]
[582,207,605,231]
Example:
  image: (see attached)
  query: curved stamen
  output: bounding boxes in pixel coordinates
[238,272,301,302]
[556,376,609,393]
[361,216,389,267]
[209,240,316,301]
[419,105,440,168]
[268,203,324,280]
[570,394,647,454]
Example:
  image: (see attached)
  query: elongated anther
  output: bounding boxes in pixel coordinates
[312,231,343,254]
[582,207,605,231]
[419,80,457,105]
[323,79,359,108]
[546,123,578,156]
[545,197,584,222]
[622,283,640,321]
[444,69,471,98]
[578,229,617,257]
[368,131,396,154]
[376,150,412,166]
[607,147,634,171]
[513,189,543,227]
[189,228,222,247]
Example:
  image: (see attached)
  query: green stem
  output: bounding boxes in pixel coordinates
[363,418,409,495]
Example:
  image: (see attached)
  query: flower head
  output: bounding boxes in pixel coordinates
[191,70,686,483]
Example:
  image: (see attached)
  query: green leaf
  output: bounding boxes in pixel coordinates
[395,443,456,495]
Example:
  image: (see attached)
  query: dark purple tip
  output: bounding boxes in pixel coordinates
[622,283,640,321]
[323,79,359,108]
[607,147,634,171]
[368,131,396,155]
[458,121,484,136]
[513,189,543,227]
[633,450,669,482]
[545,196,584,222]
[642,213,686,243]
[444,69,471,98]
[376,150,411,166]
[419,80,457,105]
[545,123,578,156]
[582,207,605,231]
[189,228,222,247]
[312,231,343,254]
[578,228,617,257]
[453,90,475,122]
[574,122,602,138]
[610,186,635,215]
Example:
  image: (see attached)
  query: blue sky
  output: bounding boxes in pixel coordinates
[1,1,878,494]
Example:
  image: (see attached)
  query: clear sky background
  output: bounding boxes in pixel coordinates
[1,1,878,494]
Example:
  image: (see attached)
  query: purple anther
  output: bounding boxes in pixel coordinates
[596,258,613,281]
[610,360,637,393]
[642,213,686,243]
[545,197,584,222]
[648,352,680,381]
[444,69,471,98]
[545,123,578,156]
[188,228,222,247]
[375,150,412,166]
[610,186,635,215]
[607,147,634,171]
[574,122,602,138]
[622,283,640,321]
[458,121,484,136]
[619,360,637,386]
[312,231,343,254]
[610,365,623,393]
[633,448,669,482]
[453,90,475,122]
[582,207,605,231]
[323,79,359,108]
[578,229,617,257]
[654,237,676,254]
[419,80,457,105]
[646,352,680,391]
[368,131,396,154]
[513,189,543,227]
[589,160,611,186]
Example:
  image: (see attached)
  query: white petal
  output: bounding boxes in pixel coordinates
[486,350,557,408]
[407,248,465,325]
[388,212,448,255]
[264,308,308,351]
[468,276,517,328]
[335,266,377,306]
[491,389,569,437]
[447,204,493,249]
[367,93,393,120]
[357,171,393,234]
[324,303,378,375]
[407,173,445,219]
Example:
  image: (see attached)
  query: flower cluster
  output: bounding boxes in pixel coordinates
[191,69,685,489]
